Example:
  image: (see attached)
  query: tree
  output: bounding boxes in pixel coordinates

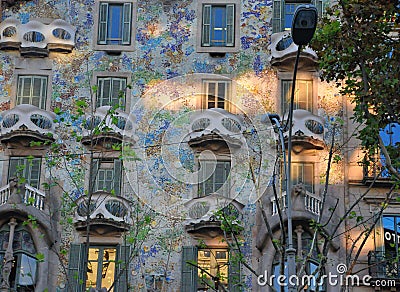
[311,0,400,179]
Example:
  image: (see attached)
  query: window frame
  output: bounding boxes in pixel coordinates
[86,246,117,291]
[290,161,314,193]
[92,71,132,111]
[181,246,241,292]
[281,79,313,114]
[93,0,137,52]
[197,0,241,53]
[92,158,123,196]
[198,159,231,197]
[8,156,42,189]
[202,79,232,110]
[272,0,324,33]
[0,226,38,291]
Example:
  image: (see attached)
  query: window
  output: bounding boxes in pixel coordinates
[272,0,324,33]
[0,224,37,291]
[93,158,122,196]
[96,77,127,108]
[16,75,48,109]
[198,160,231,197]
[281,80,313,114]
[94,0,136,51]
[67,244,130,292]
[8,157,41,189]
[381,215,400,277]
[272,230,324,291]
[363,123,400,181]
[203,80,231,110]
[291,162,314,193]
[197,0,240,53]
[181,246,241,292]
[86,247,116,290]
[198,249,228,289]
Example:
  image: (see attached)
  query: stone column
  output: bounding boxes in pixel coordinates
[0,218,18,291]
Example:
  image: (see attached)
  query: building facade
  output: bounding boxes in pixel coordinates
[0,0,398,291]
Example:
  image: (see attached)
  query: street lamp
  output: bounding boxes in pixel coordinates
[288,5,317,291]
[265,5,318,292]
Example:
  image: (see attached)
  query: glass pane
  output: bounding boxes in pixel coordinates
[21,231,36,254]
[18,254,37,286]
[108,4,123,44]
[87,261,99,288]
[101,248,116,290]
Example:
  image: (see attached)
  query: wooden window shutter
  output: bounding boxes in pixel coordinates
[115,245,131,292]
[66,244,85,292]
[272,0,283,33]
[98,2,109,44]
[113,159,122,196]
[228,249,241,292]
[202,5,212,46]
[122,3,132,44]
[226,4,235,46]
[181,246,198,292]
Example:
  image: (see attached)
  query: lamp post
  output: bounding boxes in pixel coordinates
[265,5,317,292]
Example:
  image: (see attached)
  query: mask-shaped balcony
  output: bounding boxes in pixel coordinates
[188,108,245,153]
[0,18,76,56]
[269,31,318,70]
[184,193,244,238]
[0,104,56,145]
[284,109,325,153]
[73,191,132,234]
[81,106,137,147]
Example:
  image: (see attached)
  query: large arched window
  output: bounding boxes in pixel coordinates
[272,228,325,291]
[0,223,37,291]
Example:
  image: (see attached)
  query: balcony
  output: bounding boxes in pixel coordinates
[0,183,46,211]
[368,251,400,285]
[271,191,322,217]
[73,191,132,234]
[188,108,245,152]
[269,31,318,70]
[0,104,56,145]
[184,193,243,238]
[283,109,325,153]
[0,18,76,56]
[81,106,137,146]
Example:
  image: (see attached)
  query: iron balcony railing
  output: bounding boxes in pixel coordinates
[368,250,400,279]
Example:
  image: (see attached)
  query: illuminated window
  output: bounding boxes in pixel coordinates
[86,247,116,291]
[272,0,324,33]
[198,249,229,289]
[281,80,313,113]
[8,157,41,189]
[0,225,37,291]
[16,75,48,109]
[67,244,130,292]
[203,80,231,110]
[96,77,127,108]
[181,246,241,291]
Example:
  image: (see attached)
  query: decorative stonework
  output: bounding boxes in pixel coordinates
[0,18,76,55]
[0,104,56,141]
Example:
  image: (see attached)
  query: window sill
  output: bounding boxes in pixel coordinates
[196,45,239,54]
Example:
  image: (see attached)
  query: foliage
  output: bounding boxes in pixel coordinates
[311,0,400,165]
